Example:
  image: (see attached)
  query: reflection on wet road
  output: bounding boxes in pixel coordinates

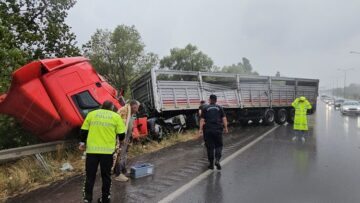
[172,102,360,203]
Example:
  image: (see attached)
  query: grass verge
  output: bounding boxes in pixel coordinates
[0,130,197,202]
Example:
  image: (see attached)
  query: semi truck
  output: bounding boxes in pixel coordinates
[131,69,319,130]
[0,57,123,141]
[0,57,319,142]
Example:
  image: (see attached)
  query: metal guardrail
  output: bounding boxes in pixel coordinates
[0,140,77,163]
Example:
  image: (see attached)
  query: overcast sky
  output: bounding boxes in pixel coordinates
[66,0,360,89]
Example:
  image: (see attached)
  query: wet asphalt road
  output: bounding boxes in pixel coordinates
[7,120,273,203]
[172,102,360,203]
[8,101,360,203]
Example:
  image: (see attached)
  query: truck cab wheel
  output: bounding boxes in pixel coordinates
[275,109,287,125]
[263,109,275,125]
[287,109,295,124]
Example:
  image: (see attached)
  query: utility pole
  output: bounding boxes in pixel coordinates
[336,78,339,96]
[338,68,354,98]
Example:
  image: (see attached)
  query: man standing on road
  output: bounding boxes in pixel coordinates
[79,100,126,203]
[292,96,312,143]
[114,100,140,182]
[199,94,228,170]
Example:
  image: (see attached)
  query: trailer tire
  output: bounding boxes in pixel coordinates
[186,114,198,128]
[275,109,287,125]
[158,126,164,141]
[263,109,275,125]
[287,109,295,124]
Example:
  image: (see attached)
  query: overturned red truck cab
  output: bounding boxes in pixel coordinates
[0,57,124,141]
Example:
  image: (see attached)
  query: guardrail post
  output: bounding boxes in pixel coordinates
[56,143,65,161]
[34,153,51,174]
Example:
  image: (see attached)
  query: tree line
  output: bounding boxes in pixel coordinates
[331,84,360,100]
[0,0,258,148]
[83,27,258,96]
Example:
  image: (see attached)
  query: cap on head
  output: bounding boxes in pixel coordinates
[102,100,114,110]
[300,96,306,101]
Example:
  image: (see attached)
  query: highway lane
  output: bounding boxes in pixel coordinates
[7,121,274,203]
[170,102,360,203]
[9,101,360,203]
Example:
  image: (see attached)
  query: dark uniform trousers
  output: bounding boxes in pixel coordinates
[204,129,223,164]
[84,153,113,202]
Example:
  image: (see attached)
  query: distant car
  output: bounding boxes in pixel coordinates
[334,99,345,108]
[321,95,328,100]
[323,97,334,105]
[340,101,360,115]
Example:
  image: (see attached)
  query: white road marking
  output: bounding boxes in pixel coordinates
[158,125,280,203]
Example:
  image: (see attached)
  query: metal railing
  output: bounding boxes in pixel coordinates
[0,140,77,163]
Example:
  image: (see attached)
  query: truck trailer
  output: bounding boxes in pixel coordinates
[131,69,319,128]
[0,57,319,142]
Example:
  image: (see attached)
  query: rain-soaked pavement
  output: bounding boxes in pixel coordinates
[7,101,360,203]
[7,119,274,203]
[172,102,360,203]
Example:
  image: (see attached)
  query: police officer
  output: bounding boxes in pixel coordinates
[291,96,312,142]
[199,94,228,170]
[79,100,126,203]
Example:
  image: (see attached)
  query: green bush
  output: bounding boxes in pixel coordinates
[0,115,39,150]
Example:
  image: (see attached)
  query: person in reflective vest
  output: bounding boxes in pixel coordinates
[79,100,126,203]
[292,96,312,142]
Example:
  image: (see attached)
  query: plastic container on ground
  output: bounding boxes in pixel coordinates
[130,163,154,179]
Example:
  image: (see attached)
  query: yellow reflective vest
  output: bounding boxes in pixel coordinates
[81,109,126,154]
[292,98,312,131]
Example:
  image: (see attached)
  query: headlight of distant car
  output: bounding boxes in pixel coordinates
[343,107,350,110]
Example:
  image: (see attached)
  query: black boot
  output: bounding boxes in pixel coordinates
[98,197,110,203]
[208,160,214,170]
[215,160,221,170]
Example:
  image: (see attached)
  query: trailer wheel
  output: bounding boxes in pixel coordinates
[159,126,166,142]
[154,124,164,141]
[186,114,198,128]
[275,109,287,125]
[263,109,275,125]
[287,109,295,124]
